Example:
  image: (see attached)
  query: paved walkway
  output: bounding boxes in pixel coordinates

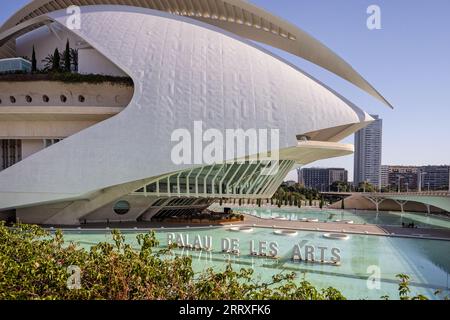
[380,225,450,239]
[241,214,388,235]
[241,215,450,240]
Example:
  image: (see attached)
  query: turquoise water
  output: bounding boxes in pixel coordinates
[62,226,450,300]
[232,207,450,229]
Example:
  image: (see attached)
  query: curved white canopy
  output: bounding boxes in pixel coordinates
[0,0,393,109]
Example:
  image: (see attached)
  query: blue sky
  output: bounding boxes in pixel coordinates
[1,0,449,181]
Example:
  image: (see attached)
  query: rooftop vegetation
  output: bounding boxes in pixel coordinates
[0,72,133,86]
[0,39,132,86]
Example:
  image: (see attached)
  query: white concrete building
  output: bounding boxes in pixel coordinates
[0,1,391,225]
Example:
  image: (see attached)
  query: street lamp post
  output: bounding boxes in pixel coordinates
[418,172,427,193]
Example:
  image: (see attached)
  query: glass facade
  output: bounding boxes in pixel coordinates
[1,139,22,171]
[0,58,31,74]
[135,160,295,199]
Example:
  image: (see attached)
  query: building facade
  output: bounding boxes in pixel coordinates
[386,165,419,192]
[0,2,391,225]
[380,165,389,188]
[420,166,450,191]
[380,165,450,192]
[298,167,348,191]
[354,114,383,189]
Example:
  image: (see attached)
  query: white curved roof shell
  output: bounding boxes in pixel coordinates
[0,0,392,108]
[0,6,373,210]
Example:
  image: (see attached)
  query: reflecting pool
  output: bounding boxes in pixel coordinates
[62,226,450,300]
[231,207,450,229]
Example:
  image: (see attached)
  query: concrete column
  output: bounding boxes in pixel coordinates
[365,196,385,213]
[393,200,409,213]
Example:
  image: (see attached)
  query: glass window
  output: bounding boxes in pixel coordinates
[113,200,130,215]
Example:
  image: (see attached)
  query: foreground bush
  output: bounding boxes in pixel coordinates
[0,222,345,300]
[0,222,437,300]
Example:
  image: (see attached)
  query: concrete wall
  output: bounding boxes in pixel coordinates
[0,81,133,108]
[78,48,127,76]
[22,139,44,158]
[82,195,159,223]
[16,201,72,224]
[0,120,100,139]
[0,80,133,138]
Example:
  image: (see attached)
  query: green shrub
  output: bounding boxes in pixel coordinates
[0,222,438,300]
[0,72,133,86]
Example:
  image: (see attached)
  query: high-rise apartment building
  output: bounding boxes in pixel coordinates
[354,115,382,188]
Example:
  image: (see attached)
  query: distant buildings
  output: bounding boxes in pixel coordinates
[380,165,389,188]
[354,115,382,189]
[298,167,348,191]
[420,166,450,191]
[385,165,419,191]
[381,165,449,191]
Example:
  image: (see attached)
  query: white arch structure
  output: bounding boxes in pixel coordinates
[0,0,393,109]
[0,4,390,225]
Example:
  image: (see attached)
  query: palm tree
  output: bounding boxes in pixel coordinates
[42,48,62,72]
[41,53,56,72]
[70,48,78,72]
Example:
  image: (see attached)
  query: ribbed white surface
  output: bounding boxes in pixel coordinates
[0,6,371,208]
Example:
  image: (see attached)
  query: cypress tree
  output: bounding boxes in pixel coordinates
[53,48,61,72]
[64,39,71,72]
[31,45,37,73]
